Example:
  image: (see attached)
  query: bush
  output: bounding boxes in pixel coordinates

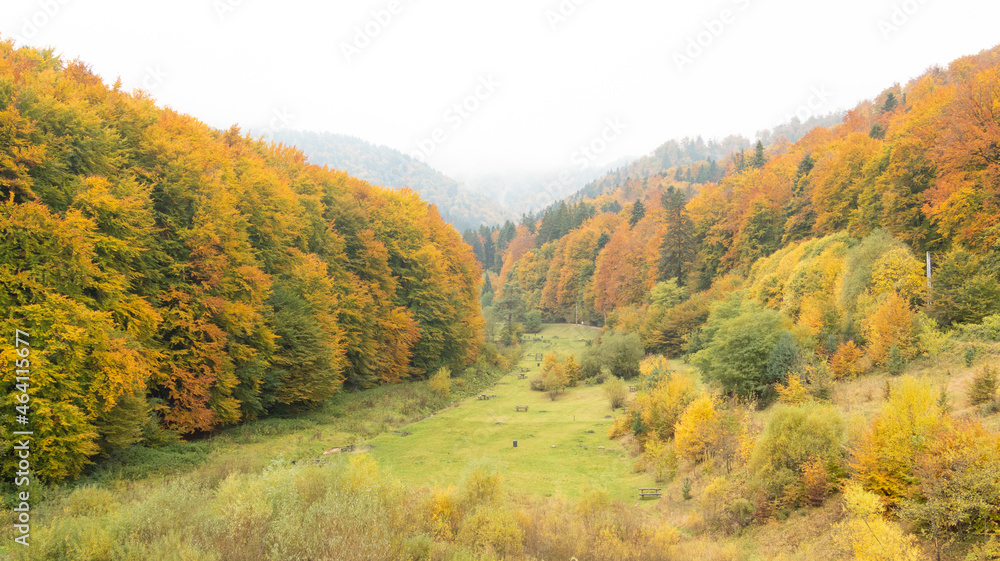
[631,371,698,441]
[429,367,451,399]
[692,296,792,397]
[748,402,844,497]
[849,376,945,503]
[886,344,905,376]
[674,393,721,463]
[801,457,831,506]
[774,374,809,405]
[603,376,628,410]
[965,345,977,367]
[830,340,864,379]
[456,506,524,558]
[597,331,644,379]
[968,365,999,406]
[836,482,924,561]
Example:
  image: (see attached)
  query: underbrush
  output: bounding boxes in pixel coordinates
[1,456,723,561]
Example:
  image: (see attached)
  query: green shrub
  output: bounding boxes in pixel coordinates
[692,295,793,398]
[968,365,999,406]
[748,402,844,497]
[602,376,628,410]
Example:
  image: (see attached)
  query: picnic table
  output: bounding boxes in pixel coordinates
[638,488,662,499]
[515,405,528,412]
[478,394,490,400]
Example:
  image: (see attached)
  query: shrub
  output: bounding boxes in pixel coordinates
[529,374,545,391]
[632,371,698,441]
[830,340,864,379]
[597,331,644,379]
[674,393,721,463]
[748,402,844,497]
[850,376,945,503]
[456,506,524,558]
[886,344,905,376]
[692,296,792,397]
[429,367,451,399]
[542,366,567,400]
[774,374,809,405]
[968,365,999,406]
[863,291,918,366]
[643,433,678,482]
[899,418,1000,559]
[603,376,628,410]
[801,457,831,506]
[965,345,976,366]
[835,482,924,561]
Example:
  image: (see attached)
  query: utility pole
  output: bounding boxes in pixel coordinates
[926,251,933,306]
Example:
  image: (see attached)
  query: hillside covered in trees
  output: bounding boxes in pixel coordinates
[0,42,484,482]
[484,45,1000,334]
[272,130,513,231]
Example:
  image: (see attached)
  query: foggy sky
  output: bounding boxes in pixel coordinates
[2,0,998,178]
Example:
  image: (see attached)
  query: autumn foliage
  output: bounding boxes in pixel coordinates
[0,43,483,481]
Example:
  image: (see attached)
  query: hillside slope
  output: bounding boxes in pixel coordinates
[272,130,514,230]
[0,42,484,482]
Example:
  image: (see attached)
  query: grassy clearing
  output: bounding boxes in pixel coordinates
[369,324,650,501]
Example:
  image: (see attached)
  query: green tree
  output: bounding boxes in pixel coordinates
[692,297,791,397]
[931,248,1000,326]
[658,186,696,285]
[750,140,767,169]
[628,199,646,227]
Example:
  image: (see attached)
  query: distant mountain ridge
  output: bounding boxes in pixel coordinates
[273,130,514,231]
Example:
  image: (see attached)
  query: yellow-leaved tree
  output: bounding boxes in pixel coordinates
[674,393,721,462]
[863,291,918,366]
[849,376,945,503]
[836,482,924,561]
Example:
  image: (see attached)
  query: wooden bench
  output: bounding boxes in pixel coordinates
[515,405,528,412]
[638,488,662,499]
[629,385,638,392]
[520,367,530,373]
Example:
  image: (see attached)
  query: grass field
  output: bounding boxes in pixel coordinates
[369,324,653,501]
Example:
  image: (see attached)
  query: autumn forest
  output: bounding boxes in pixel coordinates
[2,35,1000,561]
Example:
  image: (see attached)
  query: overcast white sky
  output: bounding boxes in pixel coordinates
[2,0,998,178]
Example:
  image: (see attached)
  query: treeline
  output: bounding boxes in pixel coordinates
[491,44,1000,344]
[0,43,483,482]
[272,130,513,231]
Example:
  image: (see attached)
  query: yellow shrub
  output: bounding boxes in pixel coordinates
[863,291,917,366]
[429,366,451,398]
[775,374,810,404]
[427,487,457,541]
[635,371,698,441]
[849,376,944,502]
[456,506,524,558]
[674,393,721,462]
[836,482,924,561]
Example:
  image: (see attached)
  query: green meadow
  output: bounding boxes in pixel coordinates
[370,324,652,501]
